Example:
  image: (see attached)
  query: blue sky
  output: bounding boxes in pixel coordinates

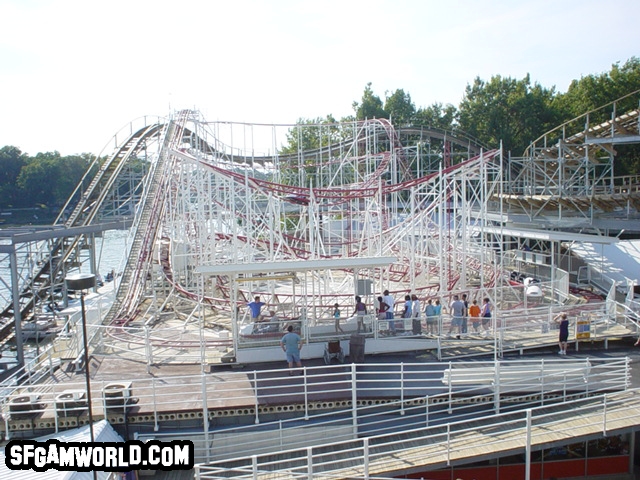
[1,0,639,156]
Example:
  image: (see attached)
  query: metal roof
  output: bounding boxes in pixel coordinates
[0,420,123,480]
[479,226,619,244]
[568,239,640,290]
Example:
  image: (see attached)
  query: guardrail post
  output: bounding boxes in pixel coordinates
[425,395,429,427]
[602,394,608,436]
[53,388,59,434]
[447,361,453,414]
[351,363,358,434]
[540,359,545,406]
[201,372,210,463]
[307,446,314,480]
[446,423,451,465]
[525,409,532,480]
[3,399,10,440]
[254,371,260,424]
[252,455,258,480]
[303,367,309,420]
[493,360,500,414]
[145,326,153,373]
[626,357,631,390]
[363,437,370,479]
[152,376,159,431]
[400,363,405,416]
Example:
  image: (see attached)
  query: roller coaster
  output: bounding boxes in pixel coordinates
[1,90,639,364]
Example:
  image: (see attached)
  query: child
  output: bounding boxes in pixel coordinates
[469,299,481,333]
[333,303,344,333]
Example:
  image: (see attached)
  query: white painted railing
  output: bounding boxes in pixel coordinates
[0,357,615,461]
[193,387,640,479]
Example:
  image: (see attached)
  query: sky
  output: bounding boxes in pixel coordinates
[1,0,639,156]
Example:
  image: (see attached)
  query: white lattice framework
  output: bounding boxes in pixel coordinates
[158,112,504,314]
[503,90,640,227]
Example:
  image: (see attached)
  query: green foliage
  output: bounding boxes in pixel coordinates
[280,115,340,155]
[353,83,387,120]
[4,57,640,213]
[384,89,415,125]
[0,146,28,207]
[457,74,560,155]
[414,103,457,130]
[557,58,640,122]
[0,149,93,210]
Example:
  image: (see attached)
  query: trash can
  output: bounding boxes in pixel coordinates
[349,333,365,363]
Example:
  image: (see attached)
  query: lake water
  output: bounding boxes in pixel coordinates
[0,228,131,366]
[0,228,131,314]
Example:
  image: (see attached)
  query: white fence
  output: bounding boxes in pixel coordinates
[194,387,639,479]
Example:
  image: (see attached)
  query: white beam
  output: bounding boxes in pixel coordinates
[194,256,398,276]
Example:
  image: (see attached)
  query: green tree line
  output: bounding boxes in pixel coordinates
[2,57,639,214]
[0,148,94,211]
[286,57,640,175]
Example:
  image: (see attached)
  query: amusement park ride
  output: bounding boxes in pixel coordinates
[1,93,640,480]
[0,91,639,367]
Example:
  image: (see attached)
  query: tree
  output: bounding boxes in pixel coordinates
[352,83,387,120]
[280,115,340,155]
[414,102,457,131]
[0,146,27,208]
[16,151,92,207]
[384,89,415,126]
[457,74,559,155]
[555,58,640,175]
[556,57,640,123]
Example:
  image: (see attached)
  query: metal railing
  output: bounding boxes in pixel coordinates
[1,295,637,382]
[2,357,624,455]
[194,385,639,479]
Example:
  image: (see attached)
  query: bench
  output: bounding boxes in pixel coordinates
[441,361,591,392]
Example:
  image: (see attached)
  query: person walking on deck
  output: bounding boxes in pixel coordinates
[555,313,570,355]
[281,325,303,375]
[461,293,469,335]
[434,299,443,336]
[480,297,492,335]
[469,299,481,333]
[425,299,437,336]
[383,290,396,335]
[333,303,344,333]
[448,295,465,339]
[353,296,367,333]
[402,294,413,321]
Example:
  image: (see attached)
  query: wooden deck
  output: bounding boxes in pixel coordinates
[197,389,640,479]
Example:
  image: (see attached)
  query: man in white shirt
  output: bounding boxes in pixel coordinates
[382,290,396,334]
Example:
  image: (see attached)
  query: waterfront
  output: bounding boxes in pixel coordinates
[0,228,130,363]
[0,228,130,305]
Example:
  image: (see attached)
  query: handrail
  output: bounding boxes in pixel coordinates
[3,356,623,452]
[194,386,638,479]
[181,359,624,463]
[524,89,640,157]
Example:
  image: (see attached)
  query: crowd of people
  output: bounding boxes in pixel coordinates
[247,291,495,338]
[247,292,585,374]
[366,291,493,338]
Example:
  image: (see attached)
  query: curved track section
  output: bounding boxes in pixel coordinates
[3,111,503,354]
[156,114,503,320]
[0,121,169,329]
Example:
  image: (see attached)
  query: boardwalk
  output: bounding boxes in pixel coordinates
[195,389,640,479]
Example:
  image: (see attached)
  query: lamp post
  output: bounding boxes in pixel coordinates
[65,274,96,446]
